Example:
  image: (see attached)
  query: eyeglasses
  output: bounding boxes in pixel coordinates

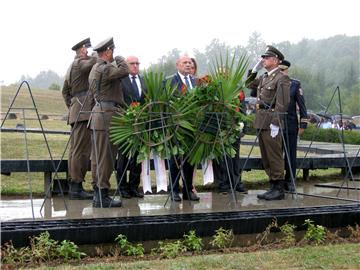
[129,62,140,65]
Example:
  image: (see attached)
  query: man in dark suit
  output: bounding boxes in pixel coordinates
[166,55,200,202]
[116,56,146,199]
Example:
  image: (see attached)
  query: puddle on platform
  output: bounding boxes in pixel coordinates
[1,181,359,222]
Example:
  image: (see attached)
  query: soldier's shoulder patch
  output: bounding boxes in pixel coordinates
[299,88,303,95]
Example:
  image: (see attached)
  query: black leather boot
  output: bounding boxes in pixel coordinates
[264,180,285,200]
[284,180,296,193]
[69,182,93,200]
[93,188,122,208]
[257,180,275,200]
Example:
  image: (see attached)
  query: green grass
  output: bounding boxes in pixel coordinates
[1,85,67,117]
[19,243,360,270]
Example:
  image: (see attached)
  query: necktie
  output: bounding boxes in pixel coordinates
[184,76,191,90]
[131,76,140,97]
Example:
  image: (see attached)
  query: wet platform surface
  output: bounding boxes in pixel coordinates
[1,181,359,222]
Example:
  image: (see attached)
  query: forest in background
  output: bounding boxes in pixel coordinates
[13,33,360,115]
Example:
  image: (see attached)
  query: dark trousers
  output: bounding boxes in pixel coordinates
[213,138,241,191]
[116,151,141,192]
[284,129,298,182]
[169,156,194,194]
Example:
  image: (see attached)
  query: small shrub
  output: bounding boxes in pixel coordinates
[347,224,360,241]
[183,230,203,252]
[1,241,31,265]
[30,231,59,262]
[125,244,145,257]
[157,240,186,259]
[280,223,297,246]
[303,219,326,245]
[115,234,144,257]
[210,227,234,249]
[115,234,129,251]
[57,240,86,260]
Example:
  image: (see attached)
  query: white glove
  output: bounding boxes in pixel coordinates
[252,59,263,73]
[270,124,279,138]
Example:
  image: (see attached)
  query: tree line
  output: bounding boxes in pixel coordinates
[17,33,360,115]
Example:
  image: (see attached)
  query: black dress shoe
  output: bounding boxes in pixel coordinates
[120,190,132,199]
[183,191,200,201]
[235,183,248,194]
[171,192,181,202]
[130,189,144,198]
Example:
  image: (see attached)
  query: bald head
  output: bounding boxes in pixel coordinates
[126,56,140,76]
[176,55,192,76]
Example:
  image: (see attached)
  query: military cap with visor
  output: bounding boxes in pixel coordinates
[279,60,291,70]
[261,45,284,61]
[93,37,115,52]
[71,38,92,51]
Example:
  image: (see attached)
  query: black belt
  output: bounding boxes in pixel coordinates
[72,89,88,97]
[98,101,120,107]
[256,103,275,110]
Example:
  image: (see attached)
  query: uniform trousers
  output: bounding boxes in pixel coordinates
[69,121,91,183]
[258,129,284,181]
[91,129,117,189]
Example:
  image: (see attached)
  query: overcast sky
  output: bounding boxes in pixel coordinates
[0,0,359,85]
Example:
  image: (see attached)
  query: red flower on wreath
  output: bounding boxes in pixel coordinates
[181,84,187,94]
[196,75,211,86]
[238,90,245,102]
[130,101,140,107]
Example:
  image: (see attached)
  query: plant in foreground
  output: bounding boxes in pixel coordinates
[304,219,326,245]
[115,234,144,257]
[183,230,203,252]
[157,240,186,259]
[210,227,234,249]
[280,223,297,246]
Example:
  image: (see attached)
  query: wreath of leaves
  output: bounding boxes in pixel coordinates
[109,52,249,165]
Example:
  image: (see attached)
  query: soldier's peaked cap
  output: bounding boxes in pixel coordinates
[261,45,284,61]
[93,37,115,52]
[71,38,91,51]
[279,60,291,70]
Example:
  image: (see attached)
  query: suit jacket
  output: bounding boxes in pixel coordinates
[254,68,290,129]
[167,72,196,93]
[121,75,147,105]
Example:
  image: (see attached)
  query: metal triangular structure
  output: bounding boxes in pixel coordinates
[1,81,68,219]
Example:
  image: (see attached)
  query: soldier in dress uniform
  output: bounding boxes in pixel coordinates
[279,60,308,192]
[88,37,129,208]
[62,38,96,200]
[254,45,290,201]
